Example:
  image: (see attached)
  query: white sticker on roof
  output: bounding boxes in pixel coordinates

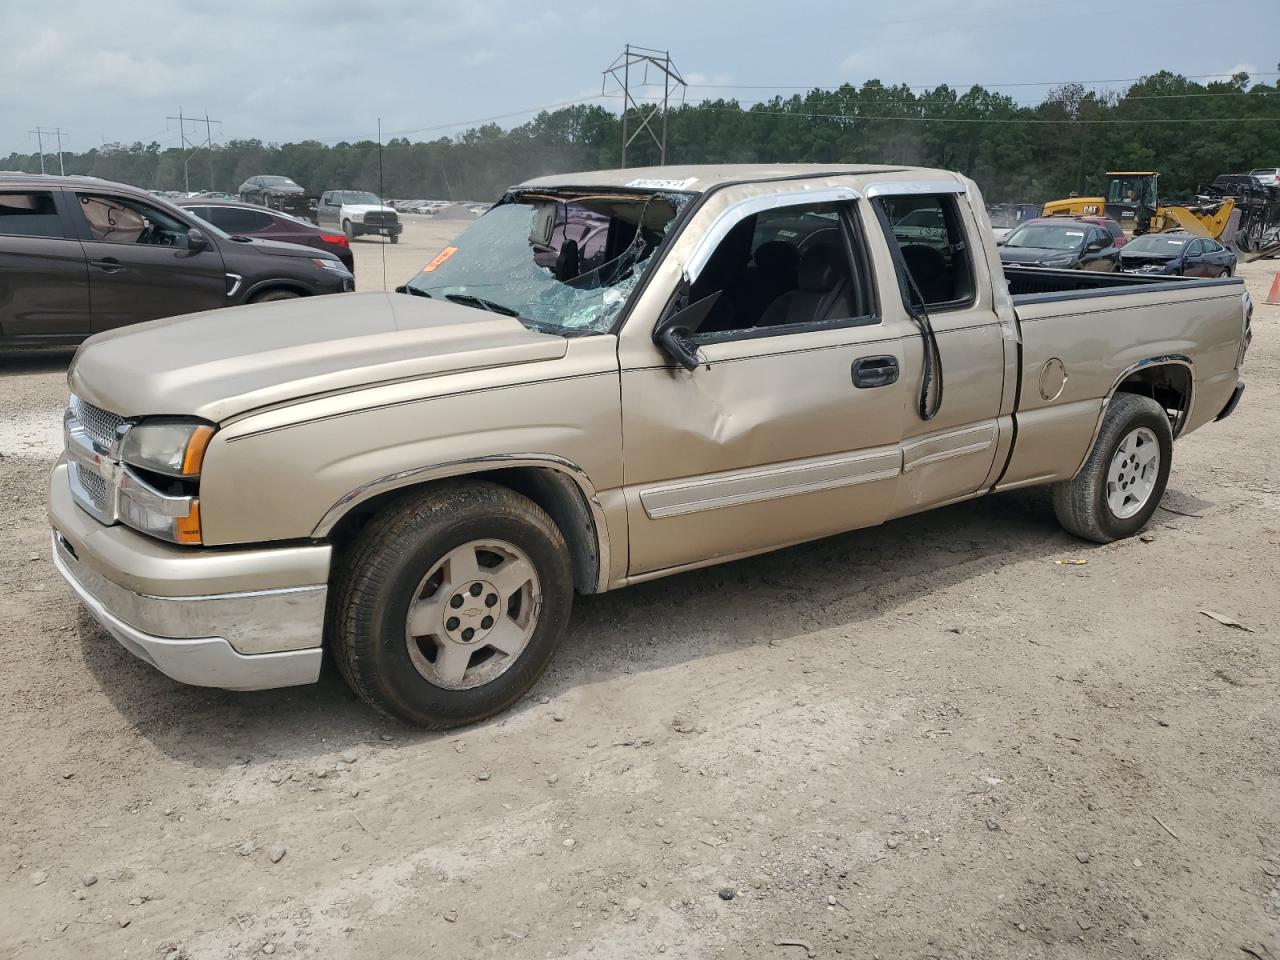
[625,177,698,190]
[1065,230,1084,236]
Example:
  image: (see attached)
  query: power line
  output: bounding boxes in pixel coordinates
[664,71,1280,93]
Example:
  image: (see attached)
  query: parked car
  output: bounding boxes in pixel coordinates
[0,174,352,346]
[178,198,354,274]
[49,163,1250,728]
[238,175,312,219]
[998,217,1121,271]
[1248,168,1280,187]
[315,190,402,242]
[1074,215,1128,247]
[1119,231,1236,277]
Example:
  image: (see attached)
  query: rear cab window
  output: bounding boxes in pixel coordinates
[0,191,69,239]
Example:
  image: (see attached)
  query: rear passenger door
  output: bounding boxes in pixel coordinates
[0,188,90,339]
[870,185,1008,518]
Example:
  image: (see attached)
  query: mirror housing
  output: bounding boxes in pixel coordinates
[652,291,721,371]
[187,227,208,251]
[1086,237,1108,252]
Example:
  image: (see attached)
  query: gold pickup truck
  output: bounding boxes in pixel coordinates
[49,164,1251,727]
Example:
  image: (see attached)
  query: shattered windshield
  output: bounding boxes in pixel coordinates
[404,191,686,335]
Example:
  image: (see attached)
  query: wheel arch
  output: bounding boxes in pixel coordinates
[242,278,315,302]
[317,456,610,595]
[1110,356,1194,439]
[1070,355,1193,480]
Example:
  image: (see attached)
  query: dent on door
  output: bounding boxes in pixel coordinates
[621,330,910,577]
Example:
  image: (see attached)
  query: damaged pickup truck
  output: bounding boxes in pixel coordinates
[50,164,1251,728]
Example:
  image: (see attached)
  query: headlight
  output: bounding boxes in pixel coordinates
[348,211,364,222]
[120,418,215,478]
[311,257,351,275]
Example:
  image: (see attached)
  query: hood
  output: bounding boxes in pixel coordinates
[69,293,568,423]
[1120,252,1180,273]
[999,246,1080,265]
[222,235,337,260]
[342,203,396,216]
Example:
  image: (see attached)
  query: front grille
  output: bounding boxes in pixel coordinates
[364,211,397,226]
[71,462,108,508]
[70,396,126,449]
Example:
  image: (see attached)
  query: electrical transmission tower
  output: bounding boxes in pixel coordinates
[29,126,69,175]
[166,109,222,193]
[601,44,686,168]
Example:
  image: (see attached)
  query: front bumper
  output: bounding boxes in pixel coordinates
[49,460,329,691]
[352,221,402,236]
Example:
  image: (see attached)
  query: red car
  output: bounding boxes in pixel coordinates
[1074,216,1127,247]
[178,198,354,274]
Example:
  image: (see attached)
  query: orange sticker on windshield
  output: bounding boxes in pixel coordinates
[424,246,458,272]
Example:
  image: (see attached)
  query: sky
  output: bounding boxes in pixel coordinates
[2,0,1277,156]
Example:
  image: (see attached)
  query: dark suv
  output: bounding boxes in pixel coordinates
[0,174,353,346]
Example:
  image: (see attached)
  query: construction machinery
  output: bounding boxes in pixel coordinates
[1041,171,1237,240]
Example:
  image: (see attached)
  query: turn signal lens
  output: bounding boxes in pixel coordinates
[175,501,202,545]
[181,425,215,477]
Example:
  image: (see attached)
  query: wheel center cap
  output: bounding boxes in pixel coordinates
[444,580,500,643]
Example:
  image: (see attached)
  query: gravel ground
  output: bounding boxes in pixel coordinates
[1,220,1277,960]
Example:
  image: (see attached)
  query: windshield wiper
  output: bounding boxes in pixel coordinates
[444,293,520,317]
[396,285,432,298]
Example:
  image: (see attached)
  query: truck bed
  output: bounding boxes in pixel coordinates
[1004,265,1236,303]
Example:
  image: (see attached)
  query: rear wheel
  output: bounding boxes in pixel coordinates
[329,481,573,728]
[1052,393,1172,543]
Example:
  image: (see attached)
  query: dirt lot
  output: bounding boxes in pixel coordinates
[2,219,1278,960]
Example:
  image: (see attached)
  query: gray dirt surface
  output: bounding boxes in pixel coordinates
[1,217,1277,958]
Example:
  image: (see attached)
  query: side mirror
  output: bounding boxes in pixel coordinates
[995,236,1007,246]
[187,227,208,251]
[652,291,721,371]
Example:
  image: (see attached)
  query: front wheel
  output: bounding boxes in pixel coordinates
[342,219,355,240]
[389,233,399,244]
[1052,393,1173,543]
[329,481,573,728]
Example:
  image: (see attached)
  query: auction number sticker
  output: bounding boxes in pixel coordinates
[424,246,458,272]
[625,177,698,190]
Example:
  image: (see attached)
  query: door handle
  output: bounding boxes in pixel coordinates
[90,257,123,274]
[852,355,899,389]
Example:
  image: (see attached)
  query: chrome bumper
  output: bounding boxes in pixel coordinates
[49,459,328,691]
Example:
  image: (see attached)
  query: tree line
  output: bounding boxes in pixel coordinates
[4,68,1278,205]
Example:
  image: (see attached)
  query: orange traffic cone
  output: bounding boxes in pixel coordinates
[1268,272,1280,306]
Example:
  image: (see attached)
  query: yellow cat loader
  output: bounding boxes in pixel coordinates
[1042,171,1235,240]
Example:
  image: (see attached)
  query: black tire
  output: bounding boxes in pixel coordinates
[389,233,399,244]
[342,219,355,240]
[248,289,301,303]
[1052,393,1173,543]
[329,481,573,728]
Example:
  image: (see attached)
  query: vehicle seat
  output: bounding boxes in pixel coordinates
[554,239,580,282]
[899,244,951,304]
[757,244,850,328]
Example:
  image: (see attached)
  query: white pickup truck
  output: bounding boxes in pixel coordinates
[50,163,1250,728]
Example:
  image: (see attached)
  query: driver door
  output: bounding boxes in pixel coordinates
[69,191,228,332]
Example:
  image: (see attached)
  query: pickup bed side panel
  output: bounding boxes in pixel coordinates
[198,337,626,584]
[1000,284,1245,489]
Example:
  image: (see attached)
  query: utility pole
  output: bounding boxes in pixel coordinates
[166,109,221,193]
[29,126,69,175]
[601,44,686,168]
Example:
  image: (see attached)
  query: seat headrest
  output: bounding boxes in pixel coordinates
[752,241,799,275]
[798,244,842,292]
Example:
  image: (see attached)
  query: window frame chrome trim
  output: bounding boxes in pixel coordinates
[864,179,967,198]
[682,186,863,283]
